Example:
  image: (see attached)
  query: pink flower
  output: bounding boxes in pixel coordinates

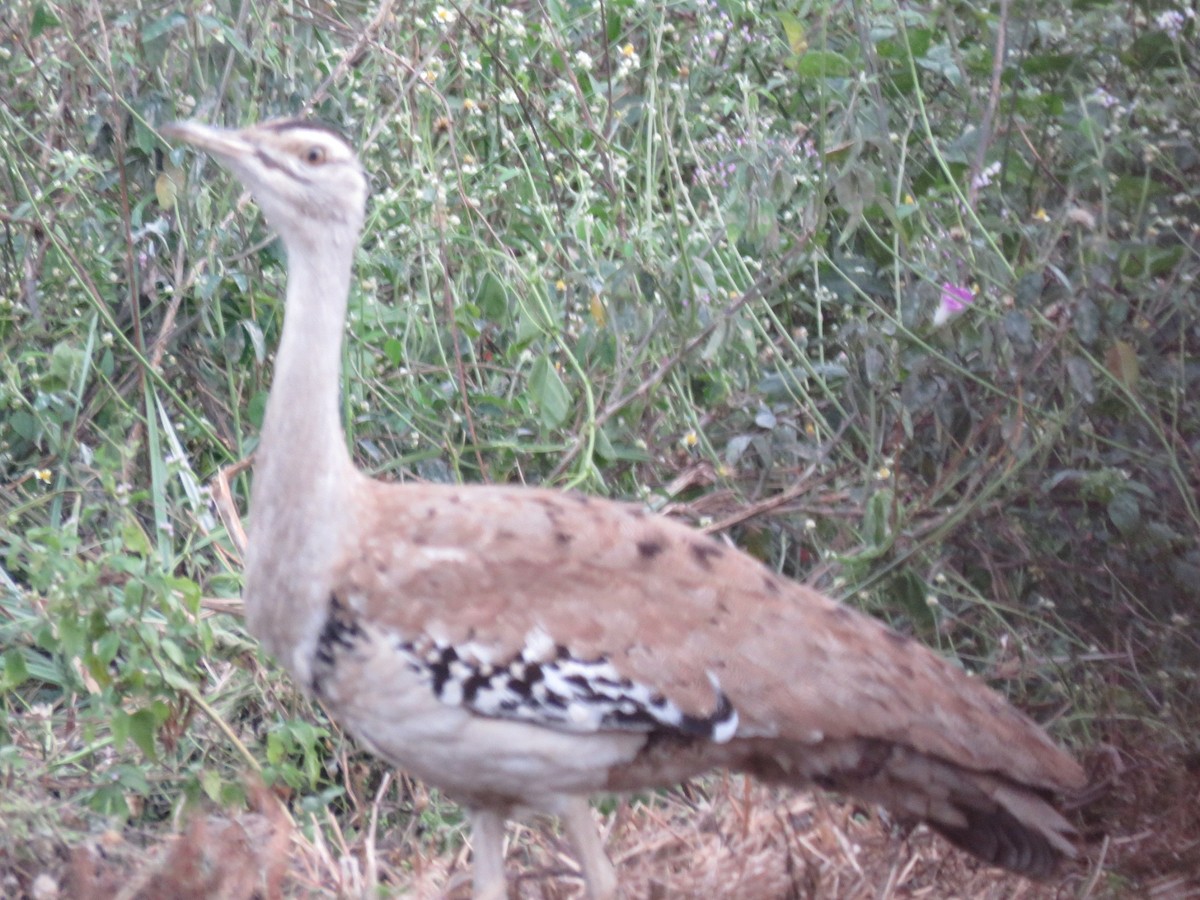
[934,282,974,325]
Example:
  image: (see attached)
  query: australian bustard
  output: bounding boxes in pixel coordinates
[164,118,1085,900]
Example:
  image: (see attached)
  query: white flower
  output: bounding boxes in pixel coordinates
[1154,7,1193,38]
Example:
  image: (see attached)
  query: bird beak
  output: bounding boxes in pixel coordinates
[161,121,253,162]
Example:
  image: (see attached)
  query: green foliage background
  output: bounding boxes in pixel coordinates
[0,0,1197,886]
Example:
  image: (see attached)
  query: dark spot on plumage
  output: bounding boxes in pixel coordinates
[322,596,362,647]
[312,595,366,694]
[540,689,568,709]
[828,605,854,623]
[762,574,782,595]
[674,687,736,739]
[594,675,632,690]
[499,699,519,712]
[508,676,532,698]
[461,670,492,702]
[536,500,564,526]
[524,662,543,683]
[605,706,659,729]
[428,645,459,692]
[555,530,573,545]
[884,628,912,647]
[496,528,517,541]
[689,540,723,569]
[556,644,572,660]
[717,600,730,614]
[429,659,451,694]
[636,539,664,559]
[424,507,437,519]
[564,673,597,696]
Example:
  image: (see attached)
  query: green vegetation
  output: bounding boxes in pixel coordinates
[1,0,1197,893]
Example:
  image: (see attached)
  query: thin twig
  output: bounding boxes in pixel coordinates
[967,0,1010,208]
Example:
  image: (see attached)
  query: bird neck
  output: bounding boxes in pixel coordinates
[252,234,358,523]
[242,231,361,674]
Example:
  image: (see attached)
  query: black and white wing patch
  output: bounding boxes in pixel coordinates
[313,596,739,743]
[408,632,740,743]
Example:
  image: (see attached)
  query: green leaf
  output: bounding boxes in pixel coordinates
[475,272,508,320]
[241,320,266,363]
[2,650,29,689]
[862,489,892,548]
[1105,340,1139,390]
[792,50,852,78]
[159,637,188,670]
[195,14,253,56]
[141,12,188,42]
[95,631,121,665]
[528,355,572,429]
[1003,310,1033,353]
[1021,53,1075,76]
[593,426,616,462]
[200,768,223,803]
[1108,492,1140,535]
[121,519,152,557]
[31,2,61,37]
[10,410,39,441]
[383,338,405,367]
[453,302,482,339]
[778,12,807,56]
[248,389,269,428]
[916,44,963,85]
[111,709,130,752]
[88,784,129,818]
[169,576,202,615]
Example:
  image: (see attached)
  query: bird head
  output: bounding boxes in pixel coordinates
[162,119,368,254]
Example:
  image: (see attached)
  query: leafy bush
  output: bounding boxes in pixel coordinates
[1,0,1197,889]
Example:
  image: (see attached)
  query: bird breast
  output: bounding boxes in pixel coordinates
[308,599,650,805]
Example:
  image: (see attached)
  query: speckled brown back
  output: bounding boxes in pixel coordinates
[332,480,1085,795]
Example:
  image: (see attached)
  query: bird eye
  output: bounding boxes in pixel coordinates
[304,146,327,165]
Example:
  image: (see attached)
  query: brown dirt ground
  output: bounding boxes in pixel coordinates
[4,735,1198,900]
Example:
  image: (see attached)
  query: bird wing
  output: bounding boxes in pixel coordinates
[331,480,1085,794]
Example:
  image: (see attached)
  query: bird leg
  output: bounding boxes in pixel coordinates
[469,807,510,900]
[561,797,619,900]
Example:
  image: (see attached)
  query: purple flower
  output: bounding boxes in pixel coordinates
[934,282,974,325]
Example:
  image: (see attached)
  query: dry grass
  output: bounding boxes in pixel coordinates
[9,753,1199,900]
